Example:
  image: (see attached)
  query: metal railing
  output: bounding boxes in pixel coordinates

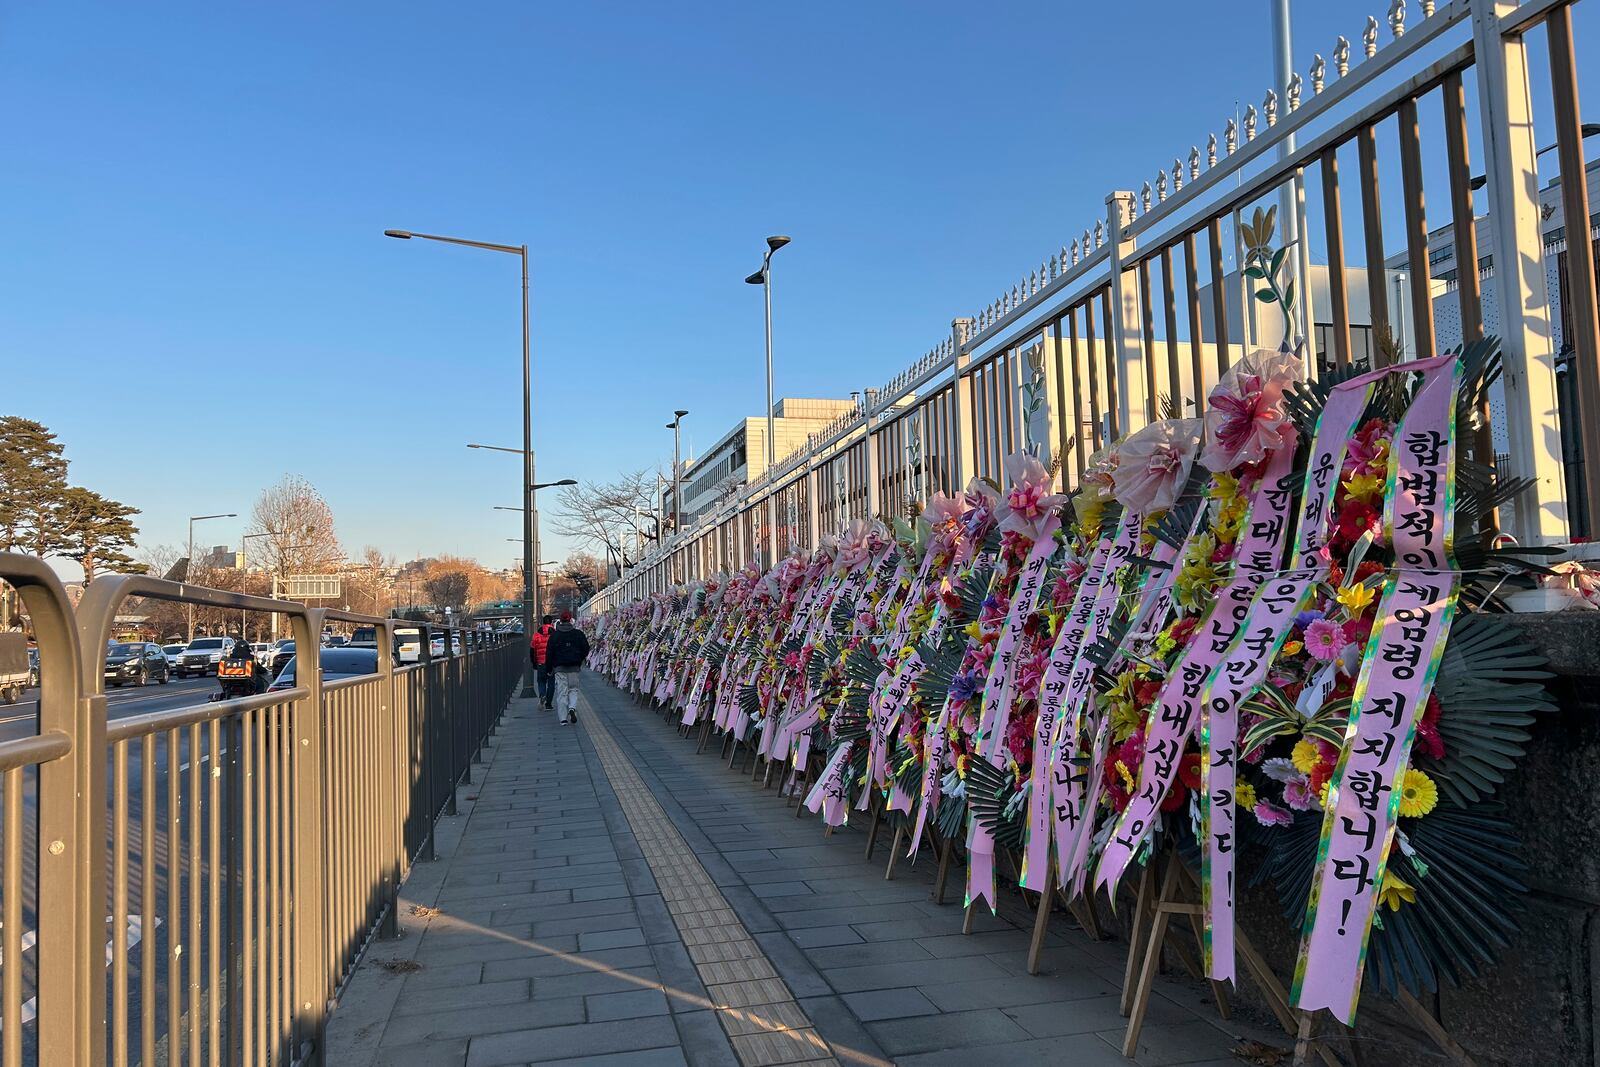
[0,553,522,1065]
[588,0,1600,612]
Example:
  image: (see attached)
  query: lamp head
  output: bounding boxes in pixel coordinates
[766,235,791,252]
[674,409,689,418]
[383,230,414,240]
[744,270,766,285]
[555,479,577,487]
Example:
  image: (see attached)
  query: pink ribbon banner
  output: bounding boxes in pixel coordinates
[1293,356,1460,1024]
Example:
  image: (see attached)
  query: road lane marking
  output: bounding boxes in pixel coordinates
[0,916,159,1030]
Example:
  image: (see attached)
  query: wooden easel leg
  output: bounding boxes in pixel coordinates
[932,835,954,905]
[1121,858,1181,1058]
[863,796,883,860]
[695,719,712,754]
[961,902,976,935]
[1026,877,1053,975]
[1120,861,1156,1016]
[883,826,905,880]
[1397,989,1478,1066]
[1294,1011,1317,1067]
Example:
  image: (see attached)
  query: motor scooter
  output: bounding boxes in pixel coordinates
[211,656,265,701]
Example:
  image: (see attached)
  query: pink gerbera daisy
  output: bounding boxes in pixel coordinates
[1303,618,1344,661]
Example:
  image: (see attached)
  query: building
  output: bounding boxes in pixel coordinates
[666,398,859,525]
[1388,155,1600,533]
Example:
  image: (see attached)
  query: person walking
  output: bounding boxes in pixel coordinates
[544,611,589,725]
[529,614,555,709]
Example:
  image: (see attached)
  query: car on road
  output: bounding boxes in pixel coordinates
[105,642,171,688]
[251,642,274,666]
[161,644,186,673]
[430,634,462,658]
[395,628,423,663]
[175,636,235,678]
[269,640,296,675]
[0,634,28,704]
[267,648,379,692]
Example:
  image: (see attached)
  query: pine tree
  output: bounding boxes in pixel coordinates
[55,487,145,584]
[0,416,69,552]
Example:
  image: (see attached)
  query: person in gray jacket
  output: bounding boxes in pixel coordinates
[544,612,590,725]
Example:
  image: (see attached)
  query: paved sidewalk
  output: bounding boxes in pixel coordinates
[327,674,1273,1066]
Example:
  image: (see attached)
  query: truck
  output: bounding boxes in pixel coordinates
[0,633,30,705]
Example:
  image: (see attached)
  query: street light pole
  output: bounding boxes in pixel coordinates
[388,228,534,693]
[185,512,237,640]
[667,410,689,534]
[745,236,791,475]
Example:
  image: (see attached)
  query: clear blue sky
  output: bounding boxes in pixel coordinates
[4,2,1596,575]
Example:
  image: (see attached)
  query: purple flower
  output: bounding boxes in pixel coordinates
[1293,609,1325,631]
[1253,799,1294,827]
[948,670,980,703]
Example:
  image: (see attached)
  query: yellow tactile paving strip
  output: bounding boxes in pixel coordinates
[579,699,841,1067]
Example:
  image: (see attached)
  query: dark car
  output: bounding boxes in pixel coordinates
[269,640,296,675]
[105,642,171,688]
[268,648,379,692]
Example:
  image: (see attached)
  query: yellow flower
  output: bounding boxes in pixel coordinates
[1378,868,1417,911]
[1208,472,1239,500]
[1283,639,1303,656]
[1398,768,1438,819]
[1110,700,1144,743]
[1341,472,1383,503]
[1235,781,1257,811]
[1318,781,1331,809]
[1291,739,1322,775]
[1114,759,1134,792]
[1336,583,1376,613]
[956,754,970,778]
[964,621,983,641]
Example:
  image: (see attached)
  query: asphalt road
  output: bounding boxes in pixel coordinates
[2,673,251,1061]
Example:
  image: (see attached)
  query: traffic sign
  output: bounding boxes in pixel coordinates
[285,574,342,599]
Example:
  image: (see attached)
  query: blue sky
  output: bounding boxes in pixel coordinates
[4,2,1596,575]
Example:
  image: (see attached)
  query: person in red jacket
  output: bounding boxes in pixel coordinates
[529,615,555,709]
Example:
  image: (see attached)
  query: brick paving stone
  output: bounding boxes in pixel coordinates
[329,679,1276,1067]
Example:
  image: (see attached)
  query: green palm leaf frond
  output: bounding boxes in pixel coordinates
[737,684,761,722]
[965,757,1025,853]
[1424,615,1554,806]
[936,791,968,842]
[1151,465,1212,551]
[1084,613,1134,670]
[914,632,965,707]
[893,739,922,795]
[844,645,884,689]
[829,599,855,636]
[1284,363,1368,440]
[954,564,994,622]
[1262,801,1528,1001]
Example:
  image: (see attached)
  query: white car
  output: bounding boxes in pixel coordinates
[175,636,236,678]
[429,634,462,658]
[162,644,186,672]
[395,628,423,664]
[251,642,273,666]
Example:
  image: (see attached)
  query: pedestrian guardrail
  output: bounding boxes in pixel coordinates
[0,552,521,1065]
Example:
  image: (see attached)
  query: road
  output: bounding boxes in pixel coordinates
[1,673,246,1062]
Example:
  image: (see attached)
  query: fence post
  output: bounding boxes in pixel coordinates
[950,317,977,486]
[863,388,882,520]
[1106,190,1149,436]
[377,619,403,939]
[805,447,820,552]
[8,559,88,1064]
[1471,0,1570,544]
[417,626,437,862]
[290,607,330,1065]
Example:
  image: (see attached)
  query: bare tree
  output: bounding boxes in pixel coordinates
[247,475,343,577]
[550,469,662,567]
